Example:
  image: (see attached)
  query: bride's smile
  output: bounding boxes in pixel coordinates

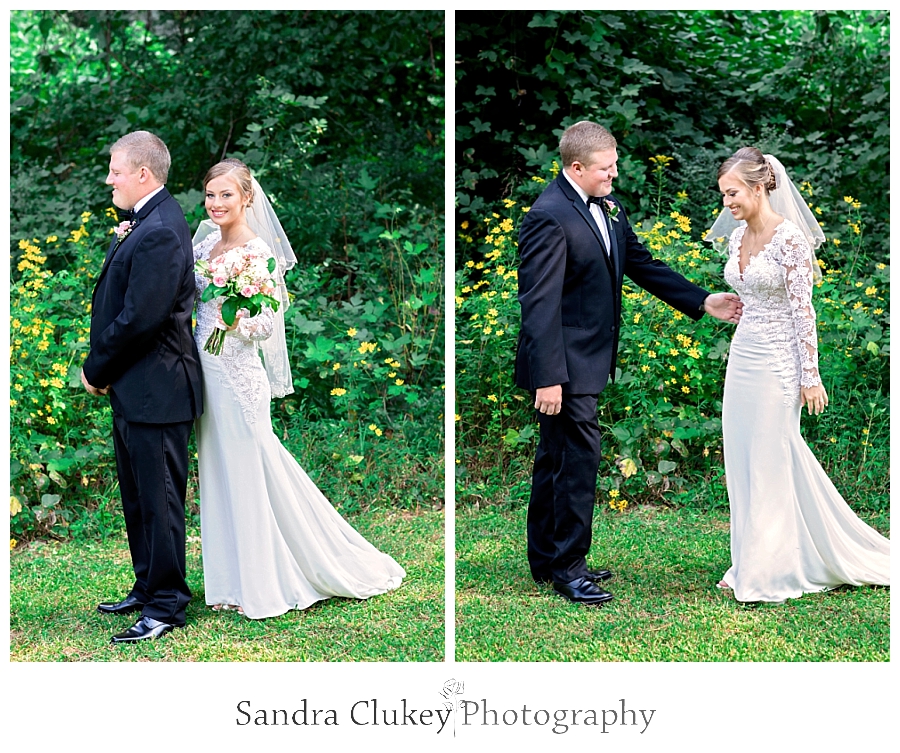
[205,175,248,230]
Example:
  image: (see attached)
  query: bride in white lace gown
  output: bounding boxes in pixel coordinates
[192,159,404,619]
[711,148,889,604]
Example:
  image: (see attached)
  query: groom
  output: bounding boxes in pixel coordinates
[81,131,203,642]
[515,120,742,605]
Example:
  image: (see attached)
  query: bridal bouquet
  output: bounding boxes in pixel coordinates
[194,247,281,355]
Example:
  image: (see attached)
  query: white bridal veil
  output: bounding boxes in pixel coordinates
[705,153,825,282]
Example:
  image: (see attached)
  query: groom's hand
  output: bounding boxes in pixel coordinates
[702,293,743,324]
[535,385,562,416]
[80,368,109,396]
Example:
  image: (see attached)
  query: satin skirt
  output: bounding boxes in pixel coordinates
[196,350,405,619]
[721,337,889,603]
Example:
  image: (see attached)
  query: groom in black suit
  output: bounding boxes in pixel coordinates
[81,131,203,642]
[515,121,741,605]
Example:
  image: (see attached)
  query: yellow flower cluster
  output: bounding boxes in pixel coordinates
[650,155,674,168]
[669,211,691,234]
[607,488,628,512]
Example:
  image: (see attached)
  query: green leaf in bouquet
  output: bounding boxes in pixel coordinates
[221,297,239,325]
[267,257,276,274]
[201,284,227,303]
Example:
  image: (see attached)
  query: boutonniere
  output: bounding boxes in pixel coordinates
[113,220,135,244]
[604,200,620,222]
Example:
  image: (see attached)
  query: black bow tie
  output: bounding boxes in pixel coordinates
[587,196,605,207]
[116,207,135,222]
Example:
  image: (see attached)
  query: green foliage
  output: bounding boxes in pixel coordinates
[455,161,889,514]
[10,218,119,543]
[455,10,889,266]
[12,10,445,266]
[10,11,445,546]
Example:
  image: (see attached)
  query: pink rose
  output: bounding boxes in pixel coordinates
[213,275,227,287]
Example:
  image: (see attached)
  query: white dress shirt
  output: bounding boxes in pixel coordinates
[562,168,611,254]
[133,184,165,214]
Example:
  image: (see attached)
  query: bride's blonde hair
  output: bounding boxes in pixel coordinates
[718,147,777,193]
[203,158,254,206]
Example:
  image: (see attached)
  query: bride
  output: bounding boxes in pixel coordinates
[192,158,404,619]
[708,147,889,604]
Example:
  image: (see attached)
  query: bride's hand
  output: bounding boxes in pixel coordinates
[800,385,828,415]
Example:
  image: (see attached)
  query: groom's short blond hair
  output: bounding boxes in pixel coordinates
[559,121,617,167]
[110,131,170,184]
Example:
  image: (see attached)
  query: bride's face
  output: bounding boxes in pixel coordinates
[718,172,761,222]
[205,175,249,229]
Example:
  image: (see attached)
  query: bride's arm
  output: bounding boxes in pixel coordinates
[226,305,275,342]
[781,231,823,390]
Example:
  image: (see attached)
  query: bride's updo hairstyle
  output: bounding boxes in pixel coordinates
[717,147,777,194]
[203,158,254,206]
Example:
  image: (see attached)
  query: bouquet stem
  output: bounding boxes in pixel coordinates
[204,326,227,356]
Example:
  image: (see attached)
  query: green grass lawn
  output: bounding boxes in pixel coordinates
[10,508,443,662]
[456,504,889,662]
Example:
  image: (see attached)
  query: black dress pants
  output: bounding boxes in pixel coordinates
[112,413,193,626]
[527,393,602,583]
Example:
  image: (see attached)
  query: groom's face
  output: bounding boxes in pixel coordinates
[570,148,618,198]
[106,150,146,210]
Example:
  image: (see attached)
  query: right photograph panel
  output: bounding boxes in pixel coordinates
[454,9,890,662]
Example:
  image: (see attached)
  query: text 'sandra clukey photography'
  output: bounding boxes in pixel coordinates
[234,681,656,737]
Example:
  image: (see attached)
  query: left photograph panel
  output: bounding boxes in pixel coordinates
[9,9,445,661]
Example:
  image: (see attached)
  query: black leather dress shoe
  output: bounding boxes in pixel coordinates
[97,594,145,615]
[535,569,613,585]
[552,577,614,605]
[110,616,177,644]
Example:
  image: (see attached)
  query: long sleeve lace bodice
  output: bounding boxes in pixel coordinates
[193,229,276,421]
[724,219,821,404]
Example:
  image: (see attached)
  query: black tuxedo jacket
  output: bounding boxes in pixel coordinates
[83,187,203,423]
[515,173,708,395]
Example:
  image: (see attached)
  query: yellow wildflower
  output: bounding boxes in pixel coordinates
[347,327,358,337]
[330,388,347,396]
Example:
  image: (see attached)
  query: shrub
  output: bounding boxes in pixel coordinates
[455,159,889,514]
[10,214,118,547]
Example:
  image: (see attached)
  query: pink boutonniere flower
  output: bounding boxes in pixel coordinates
[604,200,620,222]
[113,220,135,243]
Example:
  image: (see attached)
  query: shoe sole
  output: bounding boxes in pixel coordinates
[110,627,174,644]
[554,591,614,606]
